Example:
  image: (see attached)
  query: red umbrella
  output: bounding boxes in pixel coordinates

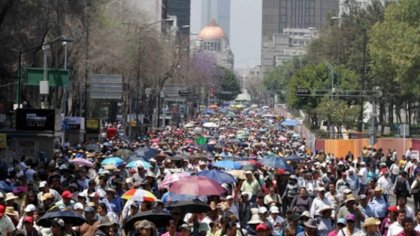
[168,176,226,196]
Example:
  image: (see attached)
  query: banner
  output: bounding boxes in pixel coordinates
[16,109,55,131]
[86,119,100,134]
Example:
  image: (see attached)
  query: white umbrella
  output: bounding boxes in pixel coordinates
[202,122,218,128]
[184,122,195,128]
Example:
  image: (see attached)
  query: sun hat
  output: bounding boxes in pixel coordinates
[5,193,18,201]
[5,206,18,216]
[288,213,301,221]
[74,203,84,211]
[84,206,95,213]
[24,204,36,213]
[359,194,367,200]
[39,181,47,188]
[319,205,333,213]
[241,191,252,199]
[304,219,318,229]
[374,187,383,193]
[345,194,357,203]
[98,216,115,227]
[300,211,311,219]
[362,217,380,228]
[135,220,155,229]
[41,192,54,201]
[258,207,268,214]
[248,214,262,224]
[179,223,191,231]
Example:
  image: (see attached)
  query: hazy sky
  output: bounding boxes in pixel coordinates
[191,0,262,69]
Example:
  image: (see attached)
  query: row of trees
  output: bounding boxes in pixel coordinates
[263,0,420,135]
[0,0,240,123]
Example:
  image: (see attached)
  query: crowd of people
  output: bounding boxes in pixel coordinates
[0,105,420,236]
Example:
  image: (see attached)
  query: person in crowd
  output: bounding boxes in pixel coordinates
[290,187,312,215]
[327,218,346,236]
[309,187,331,218]
[353,217,381,236]
[387,209,407,236]
[337,214,360,236]
[410,171,420,210]
[396,217,420,236]
[316,205,334,236]
[369,187,388,220]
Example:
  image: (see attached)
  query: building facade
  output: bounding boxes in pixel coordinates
[167,0,191,36]
[201,0,231,38]
[261,0,337,74]
[194,19,234,70]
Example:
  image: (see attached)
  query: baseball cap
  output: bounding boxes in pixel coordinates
[346,214,356,222]
[39,181,47,188]
[61,190,73,199]
[269,206,280,214]
[24,204,36,213]
[0,205,5,217]
[256,223,269,231]
[23,216,34,224]
[337,218,346,225]
[74,203,84,211]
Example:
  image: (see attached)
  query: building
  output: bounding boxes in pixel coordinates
[262,28,318,73]
[167,0,191,37]
[261,0,335,74]
[193,19,234,70]
[201,0,231,38]
[130,0,168,31]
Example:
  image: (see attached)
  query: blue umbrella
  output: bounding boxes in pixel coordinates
[127,160,151,169]
[259,155,291,170]
[101,157,124,166]
[281,119,300,126]
[284,154,305,162]
[213,160,241,170]
[197,170,236,184]
[161,191,207,203]
[0,181,13,192]
[144,148,160,160]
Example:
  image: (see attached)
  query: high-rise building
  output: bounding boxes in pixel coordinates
[262,0,338,37]
[261,0,338,73]
[130,0,168,31]
[167,0,191,36]
[201,0,231,38]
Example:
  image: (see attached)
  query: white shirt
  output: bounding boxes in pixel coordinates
[268,215,284,236]
[0,215,16,235]
[397,206,415,220]
[310,196,331,218]
[377,175,393,194]
[386,221,403,236]
[358,167,368,185]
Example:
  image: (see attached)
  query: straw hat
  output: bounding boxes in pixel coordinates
[319,205,333,214]
[5,193,18,202]
[304,219,318,229]
[362,217,380,228]
[5,206,18,216]
[345,194,357,203]
[248,214,262,224]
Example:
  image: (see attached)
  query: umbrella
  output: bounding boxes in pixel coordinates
[281,119,300,126]
[202,122,218,128]
[166,200,211,213]
[168,176,226,196]
[70,158,93,168]
[159,172,190,190]
[197,170,236,184]
[236,160,261,170]
[122,189,157,202]
[125,210,173,229]
[260,155,291,170]
[188,153,208,161]
[213,160,242,170]
[168,154,187,161]
[262,113,275,118]
[37,210,86,227]
[0,181,13,192]
[126,160,151,169]
[284,154,305,162]
[101,157,124,166]
[278,136,288,141]
[184,122,195,128]
[115,149,134,158]
[144,148,160,159]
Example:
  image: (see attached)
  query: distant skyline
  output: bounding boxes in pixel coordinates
[191,0,262,69]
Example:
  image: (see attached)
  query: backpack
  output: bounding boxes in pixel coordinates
[394,179,409,197]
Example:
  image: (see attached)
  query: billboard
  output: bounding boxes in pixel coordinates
[16,109,55,131]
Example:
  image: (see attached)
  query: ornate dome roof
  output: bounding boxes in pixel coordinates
[198,19,225,40]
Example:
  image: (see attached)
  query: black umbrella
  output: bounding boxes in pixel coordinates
[124,210,173,230]
[37,210,86,227]
[166,200,211,214]
[169,154,187,161]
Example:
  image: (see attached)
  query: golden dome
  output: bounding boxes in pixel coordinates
[198,19,225,40]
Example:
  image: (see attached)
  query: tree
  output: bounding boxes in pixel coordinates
[215,67,241,101]
[370,0,420,126]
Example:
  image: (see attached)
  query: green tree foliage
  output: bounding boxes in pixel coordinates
[216,67,241,101]
[286,63,359,128]
[263,57,306,103]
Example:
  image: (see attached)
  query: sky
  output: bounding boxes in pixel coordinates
[190,0,262,69]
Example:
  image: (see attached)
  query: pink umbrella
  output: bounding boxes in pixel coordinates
[151,138,160,143]
[70,158,94,168]
[278,136,288,142]
[158,172,190,190]
[169,176,226,196]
